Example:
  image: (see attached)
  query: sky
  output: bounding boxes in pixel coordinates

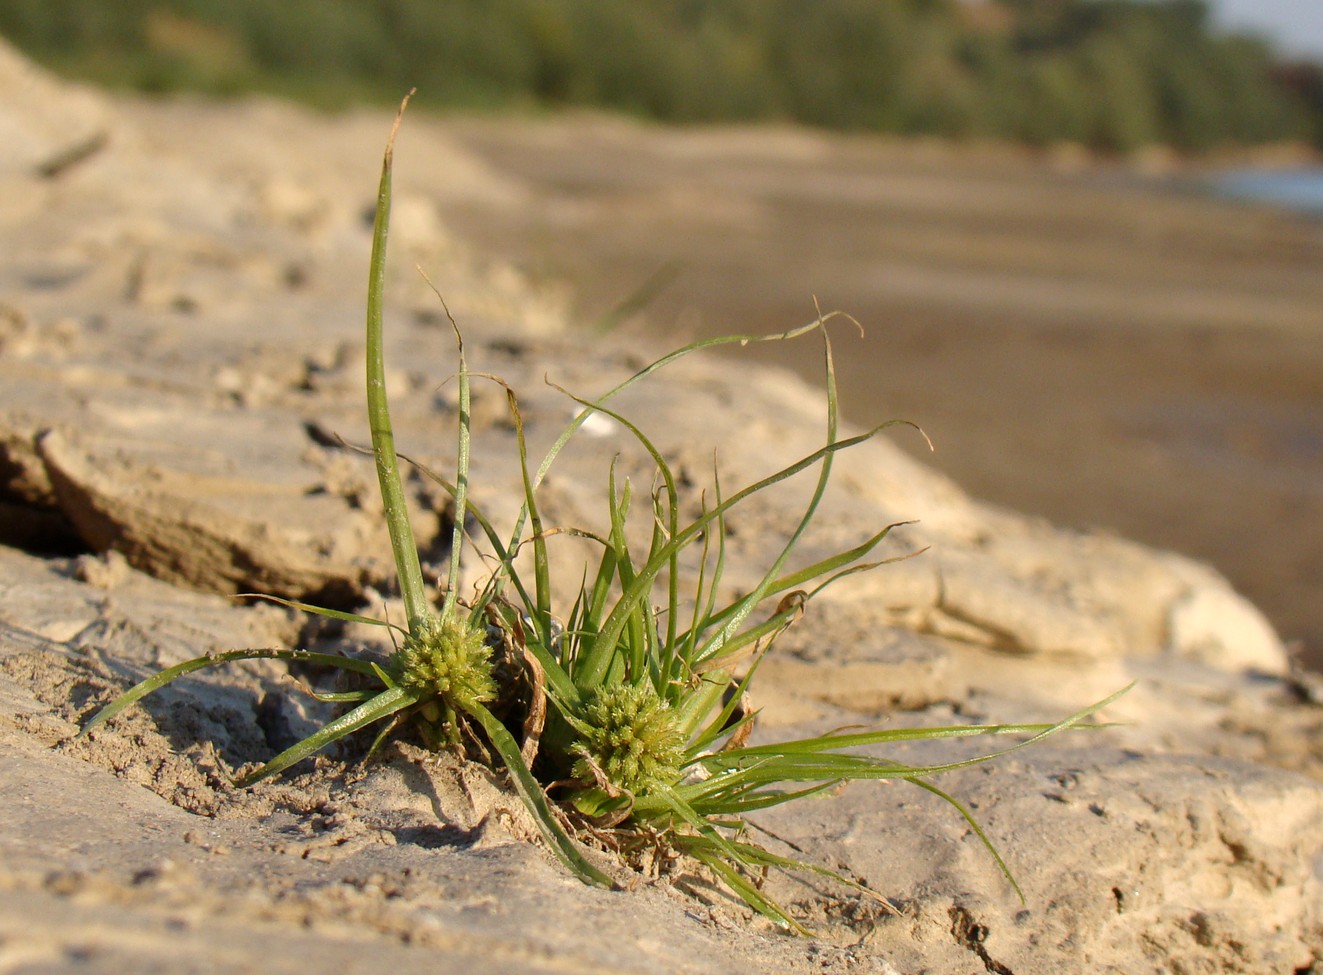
[1209,0,1323,60]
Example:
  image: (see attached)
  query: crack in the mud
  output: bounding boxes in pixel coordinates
[950,905,1014,975]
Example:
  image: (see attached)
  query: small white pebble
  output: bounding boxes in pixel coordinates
[578,411,619,437]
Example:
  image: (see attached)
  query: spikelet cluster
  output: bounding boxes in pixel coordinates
[394,613,496,712]
[573,682,686,794]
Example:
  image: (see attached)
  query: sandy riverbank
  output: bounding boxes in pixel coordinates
[428,114,1323,668]
[3,46,1323,973]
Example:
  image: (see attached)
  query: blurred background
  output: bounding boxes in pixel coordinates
[2,0,1321,147]
[3,0,1321,667]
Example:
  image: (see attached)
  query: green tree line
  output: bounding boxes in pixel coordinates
[1,0,1317,151]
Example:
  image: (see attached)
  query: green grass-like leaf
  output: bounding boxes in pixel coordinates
[233,683,420,787]
[82,647,383,734]
[365,90,428,632]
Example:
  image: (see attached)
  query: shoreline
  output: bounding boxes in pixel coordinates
[428,113,1323,667]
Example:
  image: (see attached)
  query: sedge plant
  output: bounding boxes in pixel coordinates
[84,94,1126,931]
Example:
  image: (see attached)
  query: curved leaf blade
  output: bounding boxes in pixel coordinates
[82,648,384,734]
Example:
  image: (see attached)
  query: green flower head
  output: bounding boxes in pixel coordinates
[394,613,496,712]
[572,681,686,794]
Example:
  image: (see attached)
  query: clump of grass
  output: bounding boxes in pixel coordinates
[84,94,1124,931]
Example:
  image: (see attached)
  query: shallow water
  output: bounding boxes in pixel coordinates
[1211,166,1323,217]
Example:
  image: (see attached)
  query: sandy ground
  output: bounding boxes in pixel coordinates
[3,45,1323,974]
[430,116,1323,668]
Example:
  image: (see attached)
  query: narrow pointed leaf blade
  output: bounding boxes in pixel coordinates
[82,648,385,734]
[234,684,420,787]
[466,701,615,889]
